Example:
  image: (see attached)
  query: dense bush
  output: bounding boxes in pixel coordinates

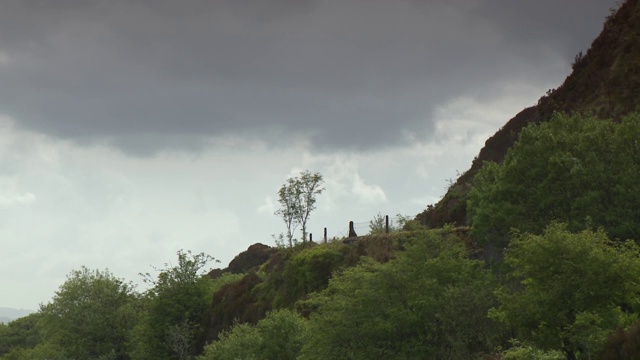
[469,112,640,248]
[132,251,216,360]
[200,309,306,360]
[299,230,502,359]
[38,267,139,360]
[274,244,347,307]
[490,223,640,359]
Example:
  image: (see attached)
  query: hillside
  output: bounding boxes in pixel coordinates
[416,0,640,227]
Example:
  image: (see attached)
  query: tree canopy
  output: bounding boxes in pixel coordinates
[490,223,640,359]
[468,112,640,247]
[200,309,307,360]
[39,267,139,360]
[299,229,501,359]
[275,170,324,246]
[133,250,217,360]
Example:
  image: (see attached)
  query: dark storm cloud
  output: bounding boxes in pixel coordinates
[0,0,612,154]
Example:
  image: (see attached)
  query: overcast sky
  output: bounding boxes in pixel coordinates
[0,0,613,310]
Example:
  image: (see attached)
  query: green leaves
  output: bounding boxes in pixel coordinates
[490,223,640,358]
[469,112,640,247]
[134,250,217,360]
[275,170,325,246]
[200,309,307,360]
[0,313,43,358]
[38,267,138,360]
[299,230,501,360]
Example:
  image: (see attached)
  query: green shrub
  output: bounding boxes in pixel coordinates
[200,309,306,360]
[275,244,346,307]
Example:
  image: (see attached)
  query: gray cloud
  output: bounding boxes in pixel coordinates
[0,0,612,154]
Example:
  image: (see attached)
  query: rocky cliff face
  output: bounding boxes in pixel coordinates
[416,0,640,228]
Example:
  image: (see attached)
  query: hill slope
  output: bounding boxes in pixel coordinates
[416,0,640,227]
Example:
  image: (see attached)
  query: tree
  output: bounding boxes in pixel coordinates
[468,112,640,248]
[0,342,67,360]
[299,229,502,359]
[199,322,259,360]
[275,170,324,246]
[133,250,217,360]
[38,267,140,360]
[276,244,346,308]
[200,309,307,360]
[275,177,301,248]
[489,223,640,359]
[0,313,44,357]
[500,341,564,360]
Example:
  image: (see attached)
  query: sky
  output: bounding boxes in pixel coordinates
[0,0,614,310]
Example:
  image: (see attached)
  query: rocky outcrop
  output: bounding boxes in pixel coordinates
[208,243,277,279]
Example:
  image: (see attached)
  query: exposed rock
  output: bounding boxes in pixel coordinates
[207,243,277,279]
[228,243,277,274]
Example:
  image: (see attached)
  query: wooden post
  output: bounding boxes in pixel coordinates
[348,221,357,237]
[385,215,389,233]
[324,227,327,243]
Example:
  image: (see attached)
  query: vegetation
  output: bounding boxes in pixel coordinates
[490,223,640,359]
[133,250,217,360]
[39,267,138,360]
[299,228,501,360]
[0,313,44,358]
[0,268,138,360]
[367,213,415,234]
[368,212,392,234]
[469,112,640,248]
[200,309,307,360]
[3,205,640,359]
[275,170,325,247]
[418,0,640,228]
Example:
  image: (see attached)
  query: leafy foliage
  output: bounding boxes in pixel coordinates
[500,340,565,360]
[469,112,640,247]
[368,212,394,234]
[276,244,346,308]
[200,309,307,360]
[0,313,43,357]
[38,267,139,360]
[275,170,325,246]
[201,322,259,360]
[299,229,502,359]
[0,342,67,360]
[490,223,640,359]
[133,250,217,360]
[418,0,640,229]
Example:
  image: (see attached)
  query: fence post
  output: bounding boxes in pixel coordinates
[348,221,357,237]
[309,233,313,243]
[324,227,327,243]
[385,215,389,233]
